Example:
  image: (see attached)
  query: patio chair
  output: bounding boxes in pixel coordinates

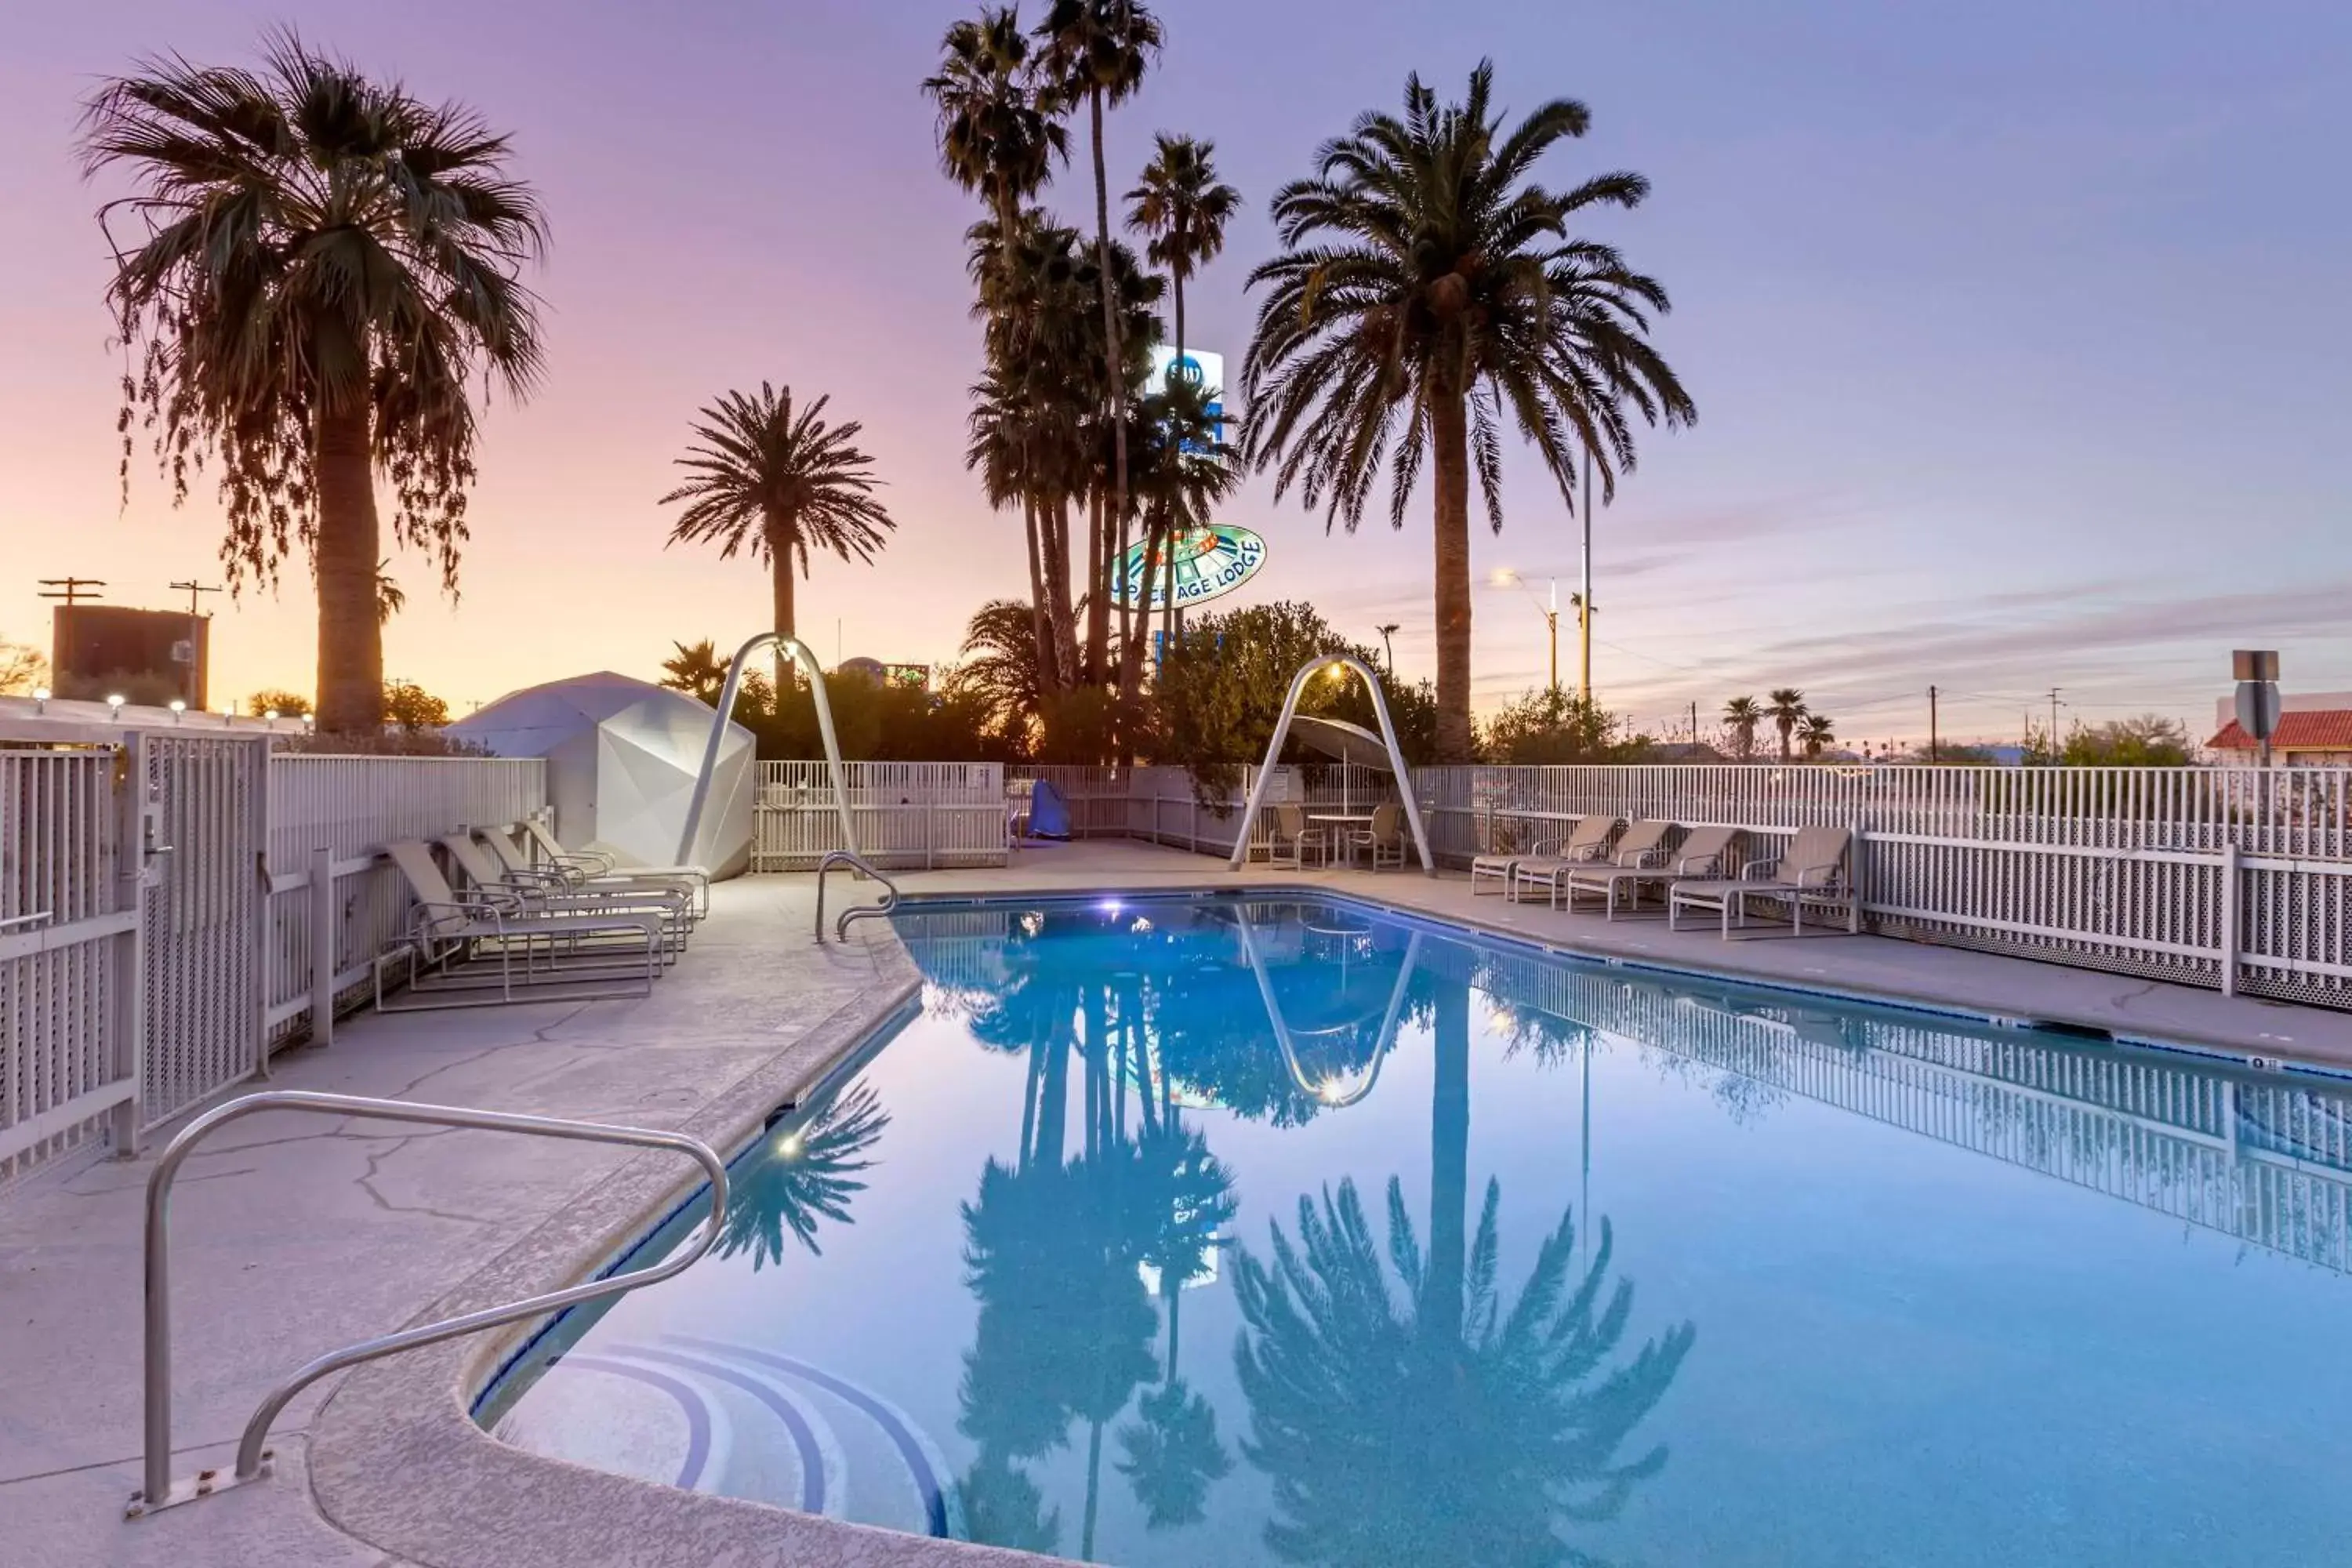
[1267,802,1330,870]
[1669,824,1860,938]
[438,833,691,957]
[377,841,665,1010]
[1468,817,1544,895]
[480,823,708,921]
[1505,815,1619,904]
[520,818,712,916]
[1556,819,1679,916]
[1348,801,1410,870]
[1581,822,1744,920]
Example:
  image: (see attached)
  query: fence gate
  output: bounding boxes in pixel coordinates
[2,730,267,1185]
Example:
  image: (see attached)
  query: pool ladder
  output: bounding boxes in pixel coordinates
[126,1090,728,1518]
[815,848,900,943]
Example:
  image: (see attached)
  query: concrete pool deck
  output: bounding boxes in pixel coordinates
[4,840,2348,1568]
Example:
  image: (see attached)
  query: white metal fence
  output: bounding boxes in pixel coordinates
[2,736,544,1187]
[754,761,1007,870]
[1018,761,2352,1013]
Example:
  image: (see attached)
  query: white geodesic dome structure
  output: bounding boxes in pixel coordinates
[448,672,756,878]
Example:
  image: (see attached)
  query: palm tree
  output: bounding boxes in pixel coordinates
[1038,0,1160,684]
[1722,695,1762,761]
[955,598,1050,746]
[82,31,548,734]
[657,639,728,706]
[374,562,405,627]
[1119,373,1240,703]
[1765,687,1809,762]
[1127,132,1240,651]
[1243,63,1693,762]
[1798,710,1836,760]
[659,383,896,688]
[717,1080,891,1267]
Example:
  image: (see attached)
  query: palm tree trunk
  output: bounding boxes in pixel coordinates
[1090,85,1132,693]
[1044,499,1081,688]
[1117,516,1161,706]
[1080,1417,1105,1563]
[1084,489,1107,684]
[767,516,797,694]
[1428,375,1475,763]
[1023,495,1057,692]
[1425,971,1471,1346]
[1163,1277,1182,1380]
[314,404,383,733]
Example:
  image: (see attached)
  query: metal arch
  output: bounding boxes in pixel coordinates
[676,630,857,867]
[1235,913,1423,1109]
[1226,653,1436,876]
[130,1091,728,1516]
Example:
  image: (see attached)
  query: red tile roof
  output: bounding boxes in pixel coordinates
[2209,711,2352,751]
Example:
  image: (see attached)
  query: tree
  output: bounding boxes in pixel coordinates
[1481,687,1641,764]
[375,562,405,626]
[659,383,897,688]
[1765,687,1808,761]
[1797,710,1836,759]
[656,640,728,706]
[1126,131,1240,648]
[1037,0,1160,684]
[717,1080,890,1267]
[0,636,48,695]
[83,32,548,734]
[1243,63,1693,762]
[382,680,448,731]
[246,687,311,719]
[1722,695,1762,761]
[2063,713,2193,767]
[1117,372,1242,710]
[953,599,1050,748]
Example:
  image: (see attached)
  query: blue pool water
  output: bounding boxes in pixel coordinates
[490,894,2352,1566]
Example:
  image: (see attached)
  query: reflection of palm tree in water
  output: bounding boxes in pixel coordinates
[1116,1117,1238,1530]
[1232,973,1696,1567]
[716,1080,891,1267]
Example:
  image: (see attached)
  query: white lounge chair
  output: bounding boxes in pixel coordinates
[519,818,712,919]
[1669,824,1860,937]
[378,840,664,1009]
[1564,822,1744,920]
[481,824,707,922]
[1468,817,1548,895]
[1506,815,1619,904]
[1555,819,1678,916]
[439,833,690,956]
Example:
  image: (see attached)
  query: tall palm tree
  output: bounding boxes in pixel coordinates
[657,639,728,706]
[659,383,896,684]
[1243,63,1694,761]
[1798,710,1836,760]
[1038,0,1161,685]
[1127,132,1240,651]
[82,31,548,733]
[955,598,1050,746]
[1765,687,1809,762]
[1118,373,1240,705]
[1722,695,1762,761]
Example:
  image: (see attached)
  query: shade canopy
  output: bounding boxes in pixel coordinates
[1287,714,1397,771]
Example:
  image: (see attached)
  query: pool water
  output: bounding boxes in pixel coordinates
[491,895,2352,1566]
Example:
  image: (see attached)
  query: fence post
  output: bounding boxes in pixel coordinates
[110,734,147,1156]
[309,845,337,1044]
[2218,841,2241,997]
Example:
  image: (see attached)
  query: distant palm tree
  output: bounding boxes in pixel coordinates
[956,598,1050,746]
[717,1080,890,1267]
[657,640,728,706]
[659,383,896,687]
[1766,687,1809,761]
[82,31,549,733]
[1243,62,1694,761]
[1722,695,1762,761]
[1798,710,1836,760]
[1038,0,1160,679]
[374,562,405,628]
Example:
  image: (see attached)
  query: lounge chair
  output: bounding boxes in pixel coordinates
[1576,822,1744,920]
[438,833,691,956]
[1266,803,1330,870]
[377,840,664,1009]
[480,823,707,922]
[1506,815,1619,904]
[1555,819,1678,916]
[1348,801,1410,870]
[1669,824,1860,937]
[1468,818,1546,895]
[519,818,712,919]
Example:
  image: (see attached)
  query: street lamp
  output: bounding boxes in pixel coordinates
[1490,569,1586,698]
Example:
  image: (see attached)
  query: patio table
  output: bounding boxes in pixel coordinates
[1308,812,1377,869]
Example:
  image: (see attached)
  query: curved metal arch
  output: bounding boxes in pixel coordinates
[676,631,857,866]
[1236,913,1424,1109]
[1227,653,1435,876]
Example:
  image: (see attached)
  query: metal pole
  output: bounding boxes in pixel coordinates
[1579,449,1594,703]
[1929,686,1939,764]
[1547,580,1559,696]
[677,630,855,866]
[308,847,336,1045]
[1226,654,1434,876]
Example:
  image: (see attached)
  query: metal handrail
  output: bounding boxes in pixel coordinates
[128,1090,729,1518]
[815,848,900,942]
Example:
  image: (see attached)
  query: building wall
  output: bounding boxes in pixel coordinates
[50,604,210,706]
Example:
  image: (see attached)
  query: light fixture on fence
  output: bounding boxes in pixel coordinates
[32,685,50,713]
[107,693,126,713]
[264,708,280,724]
[169,699,187,724]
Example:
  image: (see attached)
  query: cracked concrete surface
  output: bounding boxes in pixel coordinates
[3,843,2347,1568]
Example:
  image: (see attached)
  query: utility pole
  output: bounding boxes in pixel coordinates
[1690,701,1699,747]
[2047,688,2063,757]
[1578,448,1595,704]
[1545,580,1560,697]
[37,577,107,607]
[1929,685,1939,763]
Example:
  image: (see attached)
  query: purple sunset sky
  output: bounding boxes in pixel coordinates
[3,0,2347,744]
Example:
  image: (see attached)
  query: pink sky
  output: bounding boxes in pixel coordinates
[5,1,2347,746]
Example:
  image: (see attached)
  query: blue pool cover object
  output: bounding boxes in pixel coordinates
[1026,778,1071,839]
[488,893,2352,1568]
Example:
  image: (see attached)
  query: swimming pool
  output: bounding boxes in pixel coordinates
[488,892,2352,1566]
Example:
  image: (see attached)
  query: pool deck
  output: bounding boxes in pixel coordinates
[5,840,2349,1568]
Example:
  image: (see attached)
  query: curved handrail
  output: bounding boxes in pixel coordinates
[675,630,858,867]
[1235,913,1423,1109]
[129,1091,728,1517]
[1227,653,1436,876]
[815,848,901,943]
